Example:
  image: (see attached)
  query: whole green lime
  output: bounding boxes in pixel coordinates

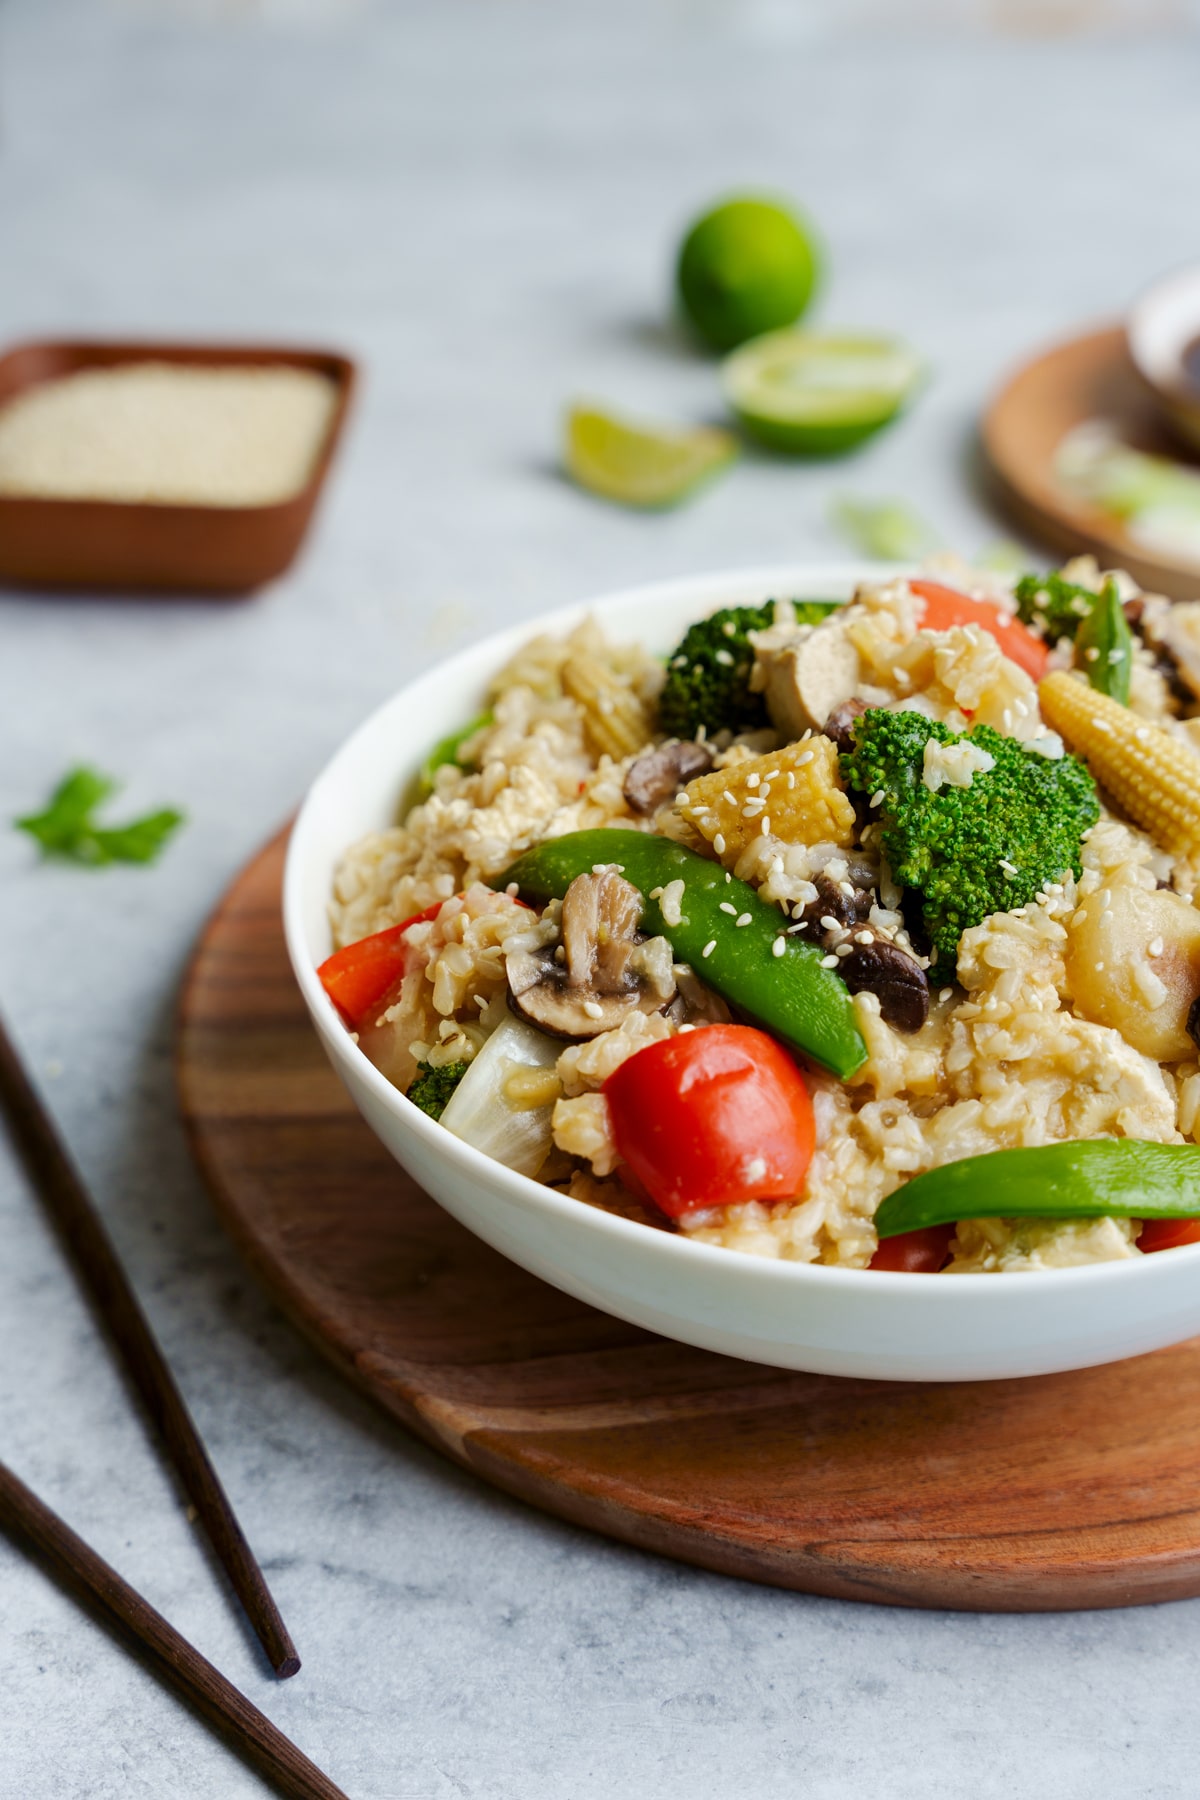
[676,196,820,352]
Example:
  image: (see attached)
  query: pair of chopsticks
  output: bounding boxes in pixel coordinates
[0,1012,349,1800]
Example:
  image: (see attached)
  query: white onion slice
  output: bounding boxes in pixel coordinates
[439,1014,561,1177]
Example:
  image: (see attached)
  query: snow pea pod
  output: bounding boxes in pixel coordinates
[417,710,493,797]
[874,1139,1200,1238]
[1075,576,1133,705]
[500,828,867,1080]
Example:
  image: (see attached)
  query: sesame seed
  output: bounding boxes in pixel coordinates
[772,937,786,958]
[714,648,734,667]
[820,954,839,969]
[702,940,716,958]
[742,802,764,819]
[721,619,737,637]
[675,790,689,805]
[670,655,688,669]
[1084,647,1100,662]
[746,772,760,788]
[1094,961,1105,972]
[870,790,885,808]
[1091,717,1113,733]
[788,922,807,934]
[472,994,487,1009]
[1108,646,1126,664]
[835,943,853,958]
[855,931,874,945]
[720,901,737,915]
[581,1000,605,1020]
[820,914,840,930]
[735,912,752,927]
[1149,937,1164,958]
[723,790,737,806]
[796,750,815,767]
[838,881,855,898]
[786,772,796,789]
[713,833,726,854]
[760,817,770,836]
[999,859,1018,876]
[939,988,953,1003]
[725,872,732,883]
[763,770,780,781]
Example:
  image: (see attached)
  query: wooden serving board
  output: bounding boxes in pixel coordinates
[983,324,1200,601]
[177,832,1200,1612]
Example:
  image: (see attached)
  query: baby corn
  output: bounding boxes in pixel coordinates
[562,654,653,762]
[1039,670,1200,856]
[680,734,856,866]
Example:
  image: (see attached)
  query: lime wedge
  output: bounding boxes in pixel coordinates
[565,406,738,509]
[722,330,922,455]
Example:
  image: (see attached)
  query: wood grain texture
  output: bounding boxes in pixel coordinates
[177,832,1200,1612]
[982,324,1200,600]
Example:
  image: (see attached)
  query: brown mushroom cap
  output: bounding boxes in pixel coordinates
[838,940,929,1033]
[506,868,676,1041]
[623,740,714,815]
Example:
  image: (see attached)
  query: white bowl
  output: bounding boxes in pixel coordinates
[284,562,1200,1382]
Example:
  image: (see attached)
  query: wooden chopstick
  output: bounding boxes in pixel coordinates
[0,1010,300,1678]
[0,1459,347,1800]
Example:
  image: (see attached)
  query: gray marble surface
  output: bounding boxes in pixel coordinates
[3,2,1200,1794]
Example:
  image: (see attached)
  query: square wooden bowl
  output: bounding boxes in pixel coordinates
[0,339,356,595]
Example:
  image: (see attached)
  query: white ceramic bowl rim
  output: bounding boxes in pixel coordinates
[284,560,1200,1306]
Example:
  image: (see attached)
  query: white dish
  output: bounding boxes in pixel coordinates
[284,562,1200,1382]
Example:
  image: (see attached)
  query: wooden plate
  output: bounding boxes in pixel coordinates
[982,324,1200,601]
[177,832,1200,1611]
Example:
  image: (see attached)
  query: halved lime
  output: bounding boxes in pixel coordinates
[723,330,922,455]
[565,405,738,509]
[676,196,820,352]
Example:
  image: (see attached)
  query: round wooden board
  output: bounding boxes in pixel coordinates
[177,831,1200,1612]
[983,324,1200,600]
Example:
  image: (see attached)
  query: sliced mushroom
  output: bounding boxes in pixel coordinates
[505,869,676,1040]
[837,940,929,1033]
[751,615,864,738]
[623,739,714,815]
[823,697,871,756]
[1155,601,1200,704]
[793,873,928,1032]
[802,871,874,933]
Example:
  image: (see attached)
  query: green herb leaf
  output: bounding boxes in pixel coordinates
[16,766,185,867]
[831,496,939,562]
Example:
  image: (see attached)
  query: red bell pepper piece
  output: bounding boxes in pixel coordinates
[910,579,1049,682]
[317,901,444,1028]
[869,1222,954,1273]
[1138,1218,1200,1254]
[604,1024,815,1220]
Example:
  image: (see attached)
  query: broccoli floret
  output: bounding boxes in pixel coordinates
[407,1060,469,1121]
[658,599,837,739]
[1013,571,1098,642]
[841,710,1100,978]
